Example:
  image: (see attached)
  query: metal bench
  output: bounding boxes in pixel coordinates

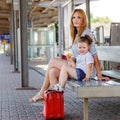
[66,46,120,120]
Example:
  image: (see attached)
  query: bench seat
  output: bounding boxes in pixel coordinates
[67,78,120,98]
[102,70,120,79]
[66,78,120,120]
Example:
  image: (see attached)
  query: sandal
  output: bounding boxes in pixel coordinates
[29,92,44,103]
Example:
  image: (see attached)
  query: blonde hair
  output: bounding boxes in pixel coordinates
[70,9,88,44]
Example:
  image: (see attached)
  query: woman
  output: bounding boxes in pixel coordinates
[29,9,109,103]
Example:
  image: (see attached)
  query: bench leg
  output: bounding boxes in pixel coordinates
[83,98,88,120]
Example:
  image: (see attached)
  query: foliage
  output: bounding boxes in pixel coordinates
[91,13,112,24]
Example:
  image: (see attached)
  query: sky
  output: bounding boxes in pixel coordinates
[80,0,120,22]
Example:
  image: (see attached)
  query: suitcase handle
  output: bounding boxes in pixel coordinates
[44,90,64,94]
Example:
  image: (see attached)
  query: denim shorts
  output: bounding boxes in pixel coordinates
[76,68,86,81]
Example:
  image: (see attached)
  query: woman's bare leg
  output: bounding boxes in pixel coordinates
[49,68,60,85]
[29,58,67,102]
[29,67,59,103]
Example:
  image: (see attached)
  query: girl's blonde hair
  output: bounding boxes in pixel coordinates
[70,9,88,44]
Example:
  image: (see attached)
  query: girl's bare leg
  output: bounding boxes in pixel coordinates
[29,58,67,102]
[59,65,77,88]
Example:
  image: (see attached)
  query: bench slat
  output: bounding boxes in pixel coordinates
[96,46,120,79]
[96,46,120,62]
[102,70,120,79]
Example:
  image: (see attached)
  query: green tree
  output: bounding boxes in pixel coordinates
[90,13,112,24]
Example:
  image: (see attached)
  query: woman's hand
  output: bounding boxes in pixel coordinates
[97,75,110,81]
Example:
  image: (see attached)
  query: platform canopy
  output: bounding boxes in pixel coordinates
[0,0,99,35]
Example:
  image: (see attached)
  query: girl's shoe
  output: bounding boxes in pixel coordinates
[57,84,64,92]
[52,84,59,91]
[29,92,44,103]
[52,84,64,92]
[58,85,64,92]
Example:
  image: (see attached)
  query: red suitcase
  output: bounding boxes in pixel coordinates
[43,90,64,119]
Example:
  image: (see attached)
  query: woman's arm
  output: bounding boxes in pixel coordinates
[93,55,109,81]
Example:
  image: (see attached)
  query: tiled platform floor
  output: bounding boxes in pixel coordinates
[0,53,120,120]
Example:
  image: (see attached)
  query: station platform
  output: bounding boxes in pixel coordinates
[0,52,120,120]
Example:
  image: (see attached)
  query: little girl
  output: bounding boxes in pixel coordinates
[52,35,94,91]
